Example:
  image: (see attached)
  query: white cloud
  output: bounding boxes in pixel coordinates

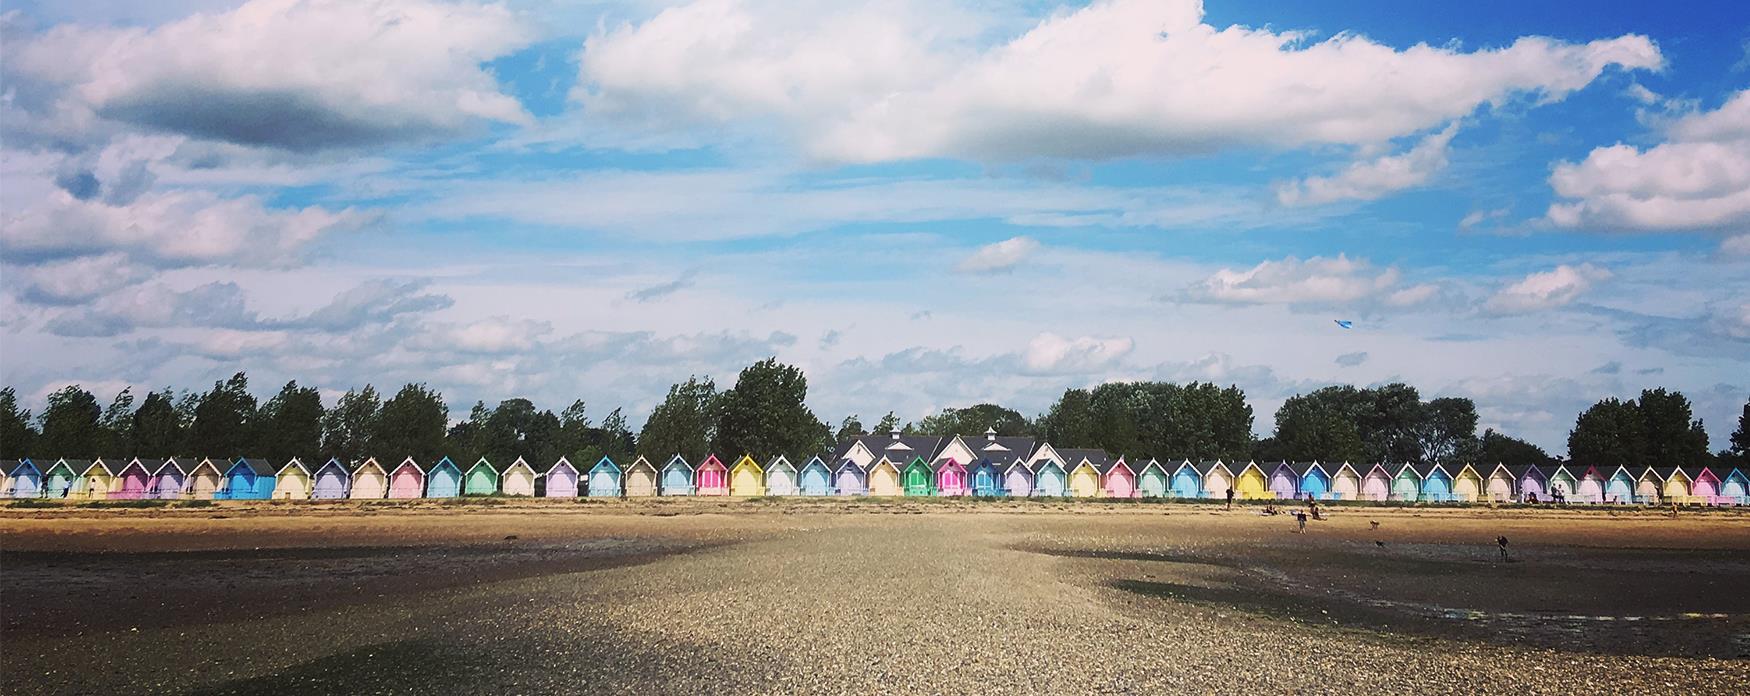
[1723,233,1750,256]
[6,253,150,305]
[1022,332,1134,375]
[579,0,1659,162]
[7,0,533,151]
[1459,207,1510,230]
[1485,263,1612,314]
[1547,89,1750,232]
[1180,254,1438,309]
[1277,123,1459,206]
[956,236,1039,273]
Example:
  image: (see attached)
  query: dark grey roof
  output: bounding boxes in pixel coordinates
[1651,466,1684,479]
[1408,461,1447,478]
[0,460,19,476]
[967,435,1039,460]
[237,458,276,476]
[1287,461,1322,477]
[1502,464,1544,479]
[1057,448,1110,471]
[56,459,92,473]
[833,434,945,464]
[128,459,165,474]
[657,455,689,471]
[1191,459,1227,476]
[158,458,197,474]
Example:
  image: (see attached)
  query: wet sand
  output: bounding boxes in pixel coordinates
[2,501,1747,694]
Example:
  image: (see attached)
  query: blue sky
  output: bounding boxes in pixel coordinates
[2,0,1746,454]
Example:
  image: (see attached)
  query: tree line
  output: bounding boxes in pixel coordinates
[2,363,1746,470]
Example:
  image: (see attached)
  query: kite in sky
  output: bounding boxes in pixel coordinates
[1334,320,1353,329]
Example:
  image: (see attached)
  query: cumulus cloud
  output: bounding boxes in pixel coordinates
[1,188,371,268]
[579,0,1659,162]
[1484,263,1611,314]
[1022,333,1133,375]
[1547,89,1750,232]
[291,279,454,332]
[1180,254,1439,309]
[1334,351,1368,367]
[956,236,1039,273]
[7,0,533,151]
[1277,123,1460,206]
[7,253,150,306]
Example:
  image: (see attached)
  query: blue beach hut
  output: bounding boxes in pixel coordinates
[970,457,1003,496]
[218,458,276,500]
[588,456,623,497]
[1294,461,1331,500]
[659,455,694,496]
[4,459,43,498]
[425,457,462,498]
[1169,460,1202,498]
[798,456,833,496]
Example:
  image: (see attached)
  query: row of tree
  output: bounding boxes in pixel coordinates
[2,365,1746,469]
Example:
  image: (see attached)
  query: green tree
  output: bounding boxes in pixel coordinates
[1718,399,1749,467]
[1039,389,1096,447]
[96,387,136,456]
[1272,394,1364,462]
[712,358,826,461]
[255,381,324,462]
[835,414,867,442]
[38,385,102,458]
[597,407,636,463]
[131,389,183,457]
[1,387,38,458]
[1635,388,1710,468]
[1415,397,1479,465]
[190,372,257,457]
[874,411,900,435]
[553,400,593,463]
[915,404,1031,438]
[323,385,381,464]
[373,383,448,462]
[1567,398,1643,470]
[639,376,718,462]
[1477,428,1554,467]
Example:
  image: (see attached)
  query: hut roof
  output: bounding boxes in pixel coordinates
[831,434,947,464]
[57,459,92,473]
[1191,459,1228,476]
[1288,461,1325,477]
[1408,461,1448,478]
[468,458,500,474]
[158,458,198,474]
[0,459,19,476]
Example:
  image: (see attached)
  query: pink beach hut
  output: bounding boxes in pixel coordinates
[1102,458,1137,498]
[1688,467,1723,505]
[935,458,969,496]
[695,454,729,496]
[112,458,160,499]
[387,457,425,499]
[1359,464,1391,502]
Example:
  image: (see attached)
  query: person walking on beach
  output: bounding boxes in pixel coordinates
[1225,487,1235,510]
[1295,510,1308,534]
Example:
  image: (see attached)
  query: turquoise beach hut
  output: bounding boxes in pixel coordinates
[588,456,623,497]
[798,456,833,496]
[425,457,462,498]
[218,458,276,500]
[1413,462,1454,501]
[1169,460,1202,498]
[970,457,1003,496]
[42,459,84,498]
[1135,459,1169,498]
[1293,461,1331,500]
[659,455,693,495]
[1390,463,1423,501]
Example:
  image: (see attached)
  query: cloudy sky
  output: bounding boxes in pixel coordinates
[2,0,1746,453]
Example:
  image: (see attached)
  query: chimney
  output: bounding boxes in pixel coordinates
[890,430,901,440]
[985,426,997,441]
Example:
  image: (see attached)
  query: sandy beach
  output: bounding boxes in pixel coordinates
[2,500,1747,694]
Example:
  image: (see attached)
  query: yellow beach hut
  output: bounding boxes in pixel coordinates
[1060,449,1108,498]
[1452,464,1484,502]
[1657,467,1693,504]
[83,459,120,499]
[1233,461,1270,499]
[868,457,903,496]
[274,459,312,500]
[624,456,658,496]
[350,458,388,499]
[729,455,765,496]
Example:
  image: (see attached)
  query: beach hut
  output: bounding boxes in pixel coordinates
[1002,459,1034,498]
[969,457,1003,496]
[1266,462,1298,500]
[312,458,351,499]
[1412,463,1453,502]
[1657,467,1693,504]
[1547,466,1577,502]
[1574,465,1606,504]
[624,456,659,496]
[1101,458,1136,498]
[274,459,312,500]
[1451,465,1483,502]
[1721,468,1748,505]
[1135,459,1169,498]
[1483,464,1516,503]
[1065,459,1102,498]
[935,457,969,497]
[0,460,18,498]
[1689,467,1722,505]
[187,458,225,500]
[1034,459,1068,497]
[112,458,159,499]
[902,457,935,496]
[1359,464,1391,502]
[1634,467,1663,504]
[1389,464,1422,502]
[548,456,582,497]
[501,457,537,496]
[728,455,765,496]
[1294,462,1333,500]
[695,454,729,496]
[155,457,196,499]
[588,456,623,497]
[1169,460,1202,499]
[657,455,692,496]
[219,459,276,500]
[1329,462,1361,500]
[797,456,833,496]
[833,458,867,496]
[1605,466,1636,505]
[4,459,43,498]
[82,459,120,499]
[41,459,85,499]
[387,457,426,499]
[1196,460,1234,500]
[424,457,462,499]
[1505,464,1547,503]
[1233,461,1270,500]
[350,458,388,499]
[463,458,499,496]
[868,457,903,496]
